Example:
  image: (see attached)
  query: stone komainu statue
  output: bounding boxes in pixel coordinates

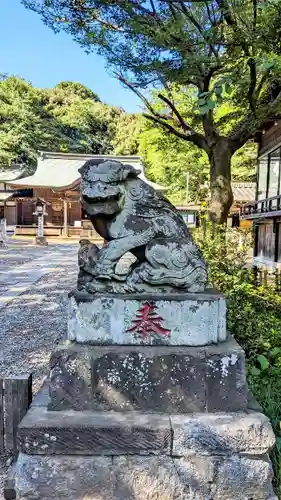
[78,159,207,293]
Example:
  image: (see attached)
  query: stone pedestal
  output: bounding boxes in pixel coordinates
[7,291,276,500]
[48,337,247,413]
[68,289,227,345]
[9,405,276,500]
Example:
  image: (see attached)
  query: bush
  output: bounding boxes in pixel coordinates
[228,285,281,358]
[195,223,281,497]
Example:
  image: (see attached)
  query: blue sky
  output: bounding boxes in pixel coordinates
[0,0,142,112]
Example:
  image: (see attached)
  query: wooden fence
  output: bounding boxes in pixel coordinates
[0,374,32,454]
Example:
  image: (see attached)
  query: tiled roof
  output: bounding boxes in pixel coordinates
[0,164,28,182]
[9,152,166,192]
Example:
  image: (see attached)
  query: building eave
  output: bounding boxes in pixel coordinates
[8,152,166,192]
[0,164,29,183]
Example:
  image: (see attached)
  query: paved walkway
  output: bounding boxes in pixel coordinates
[0,241,78,307]
[0,241,80,494]
[0,241,78,382]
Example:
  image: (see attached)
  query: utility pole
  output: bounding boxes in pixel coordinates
[185,173,189,205]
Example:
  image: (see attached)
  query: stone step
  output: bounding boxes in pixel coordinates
[49,335,248,413]
[18,408,172,456]
[18,407,274,458]
[12,408,276,499]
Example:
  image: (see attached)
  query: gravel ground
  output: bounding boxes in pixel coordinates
[0,264,77,389]
[0,242,135,497]
[0,243,78,497]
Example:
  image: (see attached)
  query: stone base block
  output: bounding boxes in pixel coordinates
[12,453,275,500]
[68,289,226,346]
[18,407,275,458]
[18,407,172,456]
[9,407,276,499]
[49,336,247,412]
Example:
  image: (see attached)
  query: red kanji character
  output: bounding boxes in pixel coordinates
[126,302,170,340]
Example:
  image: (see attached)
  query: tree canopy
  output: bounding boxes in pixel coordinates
[22,0,281,222]
[139,113,256,205]
[0,74,256,204]
[0,75,125,168]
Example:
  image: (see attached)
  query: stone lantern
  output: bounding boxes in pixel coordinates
[33,198,48,246]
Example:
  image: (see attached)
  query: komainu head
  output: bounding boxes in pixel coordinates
[79,159,141,216]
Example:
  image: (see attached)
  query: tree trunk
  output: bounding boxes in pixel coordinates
[208,138,234,225]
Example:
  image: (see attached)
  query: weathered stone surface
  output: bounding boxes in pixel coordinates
[206,338,247,412]
[113,455,215,500]
[49,343,207,412]
[68,290,227,346]
[171,412,275,456]
[14,453,216,500]
[4,463,17,500]
[49,345,93,411]
[211,455,274,500]
[174,456,215,498]
[19,407,171,455]
[14,452,274,500]
[31,382,50,408]
[78,159,208,294]
[49,337,247,413]
[15,453,114,500]
[91,345,208,413]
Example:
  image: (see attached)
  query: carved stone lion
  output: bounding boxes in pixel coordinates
[78,159,207,293]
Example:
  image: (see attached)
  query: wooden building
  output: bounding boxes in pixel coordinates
[177,182,255,230]
[240,120,281,266]
[8,151,165,238]
[0,165,29,229]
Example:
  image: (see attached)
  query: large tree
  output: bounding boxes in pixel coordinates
[22,0,281,222]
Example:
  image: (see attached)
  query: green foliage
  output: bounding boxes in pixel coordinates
[22,0,281,108]
[140,126,256,205]
[0,75,72,168]
[249,342,281,497]
[251,371,281,497]
[0,75,132,167]
[194,222,253,291]
[42,82,123,154]
[22,0,281,139]
[139,118,209,204]
[195,223,281,497]
[54,81,100,101]
[139,91,256,204]
[21,0,281,222]
[112,113,141,156]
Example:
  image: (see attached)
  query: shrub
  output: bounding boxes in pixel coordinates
[195,223,281,498]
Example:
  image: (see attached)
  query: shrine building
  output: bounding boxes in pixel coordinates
[7,151,165,238]
[0,164,30,229]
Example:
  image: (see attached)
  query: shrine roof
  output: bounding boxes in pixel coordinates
[9,152,166,192]
[0,164,28,182]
